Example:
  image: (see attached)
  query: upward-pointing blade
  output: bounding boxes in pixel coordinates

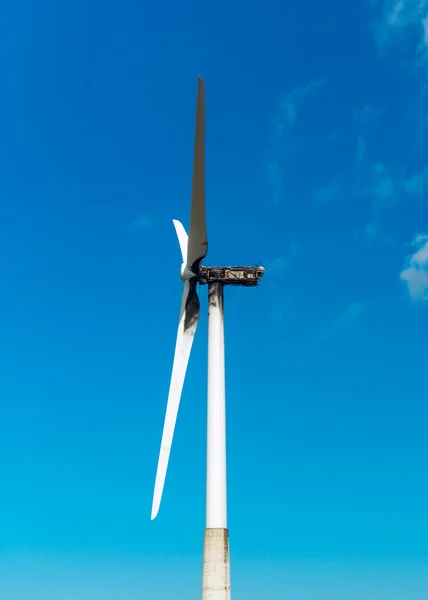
[187,76,208,273]
[151,279,200,520]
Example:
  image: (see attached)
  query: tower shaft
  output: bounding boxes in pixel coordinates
[203,282,230,600]
[206,282,227,529]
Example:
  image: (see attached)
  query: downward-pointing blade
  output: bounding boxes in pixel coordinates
[187,76,208,273]
[151,280,200,520]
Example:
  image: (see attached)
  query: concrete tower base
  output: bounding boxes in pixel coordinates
[201,528,231,600]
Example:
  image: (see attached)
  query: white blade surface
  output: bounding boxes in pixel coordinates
[187,76,208,272]
[172,219,188,263]
[151,281,199,520]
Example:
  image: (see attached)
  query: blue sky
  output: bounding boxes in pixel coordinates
[0,0,428,598]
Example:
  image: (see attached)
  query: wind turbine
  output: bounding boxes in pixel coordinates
[151,76,264,600]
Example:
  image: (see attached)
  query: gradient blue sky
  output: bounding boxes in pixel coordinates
[1,0,428,598]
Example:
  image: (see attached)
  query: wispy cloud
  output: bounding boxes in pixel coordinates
[277,77,326,132]
[267,257,288,273]
[362,219,380,239]
[355,136,367,164]
[353,105,381,171]
[363,1,428,255]
[312,104,396,221]
[351,94,428,242]
[313,154,397,227]
[314,174,343,204]
[269,297,293,325]
[266,160,283,205]
[356,218,394,245]
[353,103,384,126]
[266,243,298,274]
[266,244,298,326]
[319,302,367,342]
[372,0,428,49]
[266,76,326,204]
[359,162,399,242]
[400,233,428,300]
[404,166,428,192]
[128,214,152,232]
[332,301,366,329]
[370,162,397,210]
[349,108,401,242]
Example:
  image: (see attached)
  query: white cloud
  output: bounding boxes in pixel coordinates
[400,233,428,300]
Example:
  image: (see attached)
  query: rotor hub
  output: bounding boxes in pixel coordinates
[180,263,198,281]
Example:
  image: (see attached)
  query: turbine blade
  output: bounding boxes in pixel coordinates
[151,280,200,520]
[172,219,188,263]
[187,76,208,273]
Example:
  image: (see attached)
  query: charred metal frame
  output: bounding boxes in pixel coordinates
[199,265,265,287]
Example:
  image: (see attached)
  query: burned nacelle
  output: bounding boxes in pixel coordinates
[199,266,265,287]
